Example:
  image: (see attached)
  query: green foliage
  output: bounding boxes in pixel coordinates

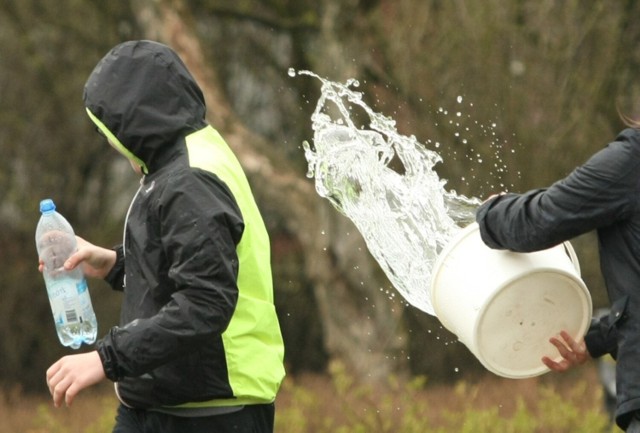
[32,404,68,433]
[535,382,611,433]
[82,397,119,433]
[273,362,616,433]
[1,366,619,433]
[26,396,117,433]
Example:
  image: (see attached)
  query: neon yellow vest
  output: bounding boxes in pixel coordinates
[178,125,285,407]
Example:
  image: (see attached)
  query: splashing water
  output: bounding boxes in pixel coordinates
[294,69,482,315]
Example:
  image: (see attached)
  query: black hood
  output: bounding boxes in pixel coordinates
[83,40,207,173]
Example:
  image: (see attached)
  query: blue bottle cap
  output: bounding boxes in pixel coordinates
[39,199,56,213]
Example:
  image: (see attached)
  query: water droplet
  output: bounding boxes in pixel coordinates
[456,95,463,103]
[287,67,296,77]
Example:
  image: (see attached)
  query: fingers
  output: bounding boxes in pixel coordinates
[549,335,572,358]
[63,236,94,271]
[560,330,587,355]
[556,331,588,364]
[62,382,80,407]
[64,249,88,271]
[63,240,116,279]
[542,355,571,372]
[483,192,506,203]
[542,331,589,373]
[45,352,106,408]
[46,360,67,407]
[46,356,79,407]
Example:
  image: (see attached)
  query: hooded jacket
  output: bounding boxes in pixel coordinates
[83,40,285,410]
[476,128,640,430]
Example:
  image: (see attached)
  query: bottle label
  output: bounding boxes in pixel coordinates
[47,279,82,325]
[76,279,88,294]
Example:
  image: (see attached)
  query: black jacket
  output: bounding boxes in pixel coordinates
[476,128,640,429]
[83,40,284,409]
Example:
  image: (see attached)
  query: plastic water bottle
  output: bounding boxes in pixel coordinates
[35,199,97,349]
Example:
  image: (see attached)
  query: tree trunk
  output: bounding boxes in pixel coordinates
[130,0,408,383]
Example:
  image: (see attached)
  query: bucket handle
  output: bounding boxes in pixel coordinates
[563,241,581,277]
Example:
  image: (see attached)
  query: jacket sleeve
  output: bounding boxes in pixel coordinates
[97,170,244,380]
[476,130,640,251]
[104,245,125,291]
[584,297,629,359]
[585,315,619,359]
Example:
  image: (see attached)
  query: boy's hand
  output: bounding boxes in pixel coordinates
[46,351,106,407]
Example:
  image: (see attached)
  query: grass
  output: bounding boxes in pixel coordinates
[0,362,620,433]
[0,382,118,433]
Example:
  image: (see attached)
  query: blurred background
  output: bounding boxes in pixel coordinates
[1,0,639,399]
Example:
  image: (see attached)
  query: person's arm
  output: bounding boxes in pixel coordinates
[97,172,244,381]
[477,131,640,251]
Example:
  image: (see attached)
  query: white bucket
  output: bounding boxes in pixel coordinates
[430,222,592,379]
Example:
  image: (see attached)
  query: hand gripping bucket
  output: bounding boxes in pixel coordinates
[430,223,592,379]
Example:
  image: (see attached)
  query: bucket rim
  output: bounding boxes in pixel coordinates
[430,222,480,331]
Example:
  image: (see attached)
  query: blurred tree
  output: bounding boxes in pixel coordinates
[1,0,640,393]
[130,0,411,383]
[0,0,142,390]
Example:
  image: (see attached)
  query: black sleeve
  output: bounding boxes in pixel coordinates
[476,133,640,252]
[104,245,125,292]
[584,297,628,359]
[585,316,618,359]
